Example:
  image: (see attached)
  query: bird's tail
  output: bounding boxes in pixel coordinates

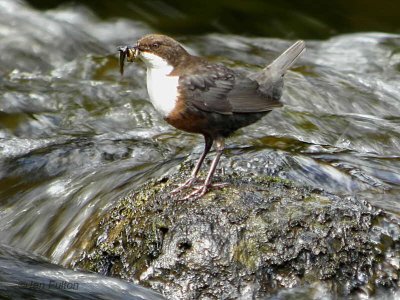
[249,40,305,98]
[266,40,305,79]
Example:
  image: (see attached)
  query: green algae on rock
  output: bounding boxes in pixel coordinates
[73,166,400,299]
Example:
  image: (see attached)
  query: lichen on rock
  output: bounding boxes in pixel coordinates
[73,163,400,299]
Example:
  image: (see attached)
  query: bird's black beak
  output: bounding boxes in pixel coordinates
[118,45,139,75]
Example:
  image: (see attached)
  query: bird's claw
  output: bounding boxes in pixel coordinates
[180,182,229,200]
[182,185,209,200]
[171,177,198,194]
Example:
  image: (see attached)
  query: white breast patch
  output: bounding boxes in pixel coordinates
[140,52,180,118]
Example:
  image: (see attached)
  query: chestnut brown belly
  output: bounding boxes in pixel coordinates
[165,107,270,138]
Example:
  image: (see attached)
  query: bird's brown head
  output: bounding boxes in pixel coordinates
[139,34,187,58]
[120,34,190,71]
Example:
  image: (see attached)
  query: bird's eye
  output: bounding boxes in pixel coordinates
[152,43,160,49]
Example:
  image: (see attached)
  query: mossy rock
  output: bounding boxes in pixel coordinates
[74,164,400,299]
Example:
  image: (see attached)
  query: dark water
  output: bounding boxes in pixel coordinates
[1,0,400,299]
[27,0,400,39]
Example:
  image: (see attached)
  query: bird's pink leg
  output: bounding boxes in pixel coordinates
[183,137,225,200]
[171,135,213,194]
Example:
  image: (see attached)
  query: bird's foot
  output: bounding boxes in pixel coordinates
[181,182,229,200]
[182,184,209,200]
[171,177,198,194]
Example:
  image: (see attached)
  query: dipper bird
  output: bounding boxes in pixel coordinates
[119,34,305,199]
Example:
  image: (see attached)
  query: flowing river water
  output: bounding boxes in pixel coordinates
[0,0,400,299]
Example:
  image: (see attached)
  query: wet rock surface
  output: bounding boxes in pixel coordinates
[74,162,400,299]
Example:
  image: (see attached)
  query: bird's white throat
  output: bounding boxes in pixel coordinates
[140,52,179,117]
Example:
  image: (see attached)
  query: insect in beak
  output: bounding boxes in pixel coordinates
[118,45,139,75]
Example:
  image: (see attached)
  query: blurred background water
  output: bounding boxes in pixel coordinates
[0,0,400,299]
[26,0,400,39]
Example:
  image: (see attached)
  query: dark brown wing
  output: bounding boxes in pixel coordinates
[179,61,282,115]
[227,76,282,113]
[178,63,234,115]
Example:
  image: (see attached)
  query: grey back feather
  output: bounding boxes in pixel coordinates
[180,41,305,115]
